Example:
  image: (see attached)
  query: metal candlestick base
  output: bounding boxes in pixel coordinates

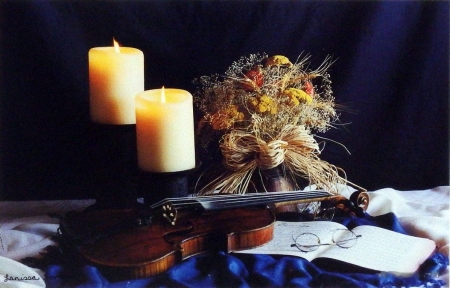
[89,123,138,210]
[138,169,192,205]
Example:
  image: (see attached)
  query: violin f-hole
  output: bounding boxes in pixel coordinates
[163,220,195,247]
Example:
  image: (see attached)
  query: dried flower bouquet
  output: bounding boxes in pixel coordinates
[194,53,349,195]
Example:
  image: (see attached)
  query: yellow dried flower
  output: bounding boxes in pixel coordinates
[264,55,292,67]
[283,91,300,107]
[283,88,312,106]
[229,105,245,120]
[210,105,244,130]
[248,95,277,114]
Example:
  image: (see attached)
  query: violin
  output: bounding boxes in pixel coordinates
[57,190,369,281]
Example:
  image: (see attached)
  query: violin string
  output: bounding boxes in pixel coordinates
[195,191,328,204]
[152,191,329,209]
[170,190,327,204]
[150,190,330,211]
[150,191,300,208]
[193,191,330,210]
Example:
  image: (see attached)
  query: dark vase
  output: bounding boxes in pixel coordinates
[260,164,296,192]
[258,164,310,213]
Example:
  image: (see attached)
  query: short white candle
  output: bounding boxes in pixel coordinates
[89,40,144,124]
[135,88,196,173]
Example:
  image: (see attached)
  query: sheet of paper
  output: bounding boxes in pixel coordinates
[235,221,346,261]
[235,221,436,275]
[326,225,436,274]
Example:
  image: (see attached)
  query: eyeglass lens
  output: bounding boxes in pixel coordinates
[292,233,321,252]
[332,229,359,248]
[292,229,360,252]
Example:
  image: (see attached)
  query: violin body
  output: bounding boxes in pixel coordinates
[59,206,275,280]
[57,190,369,281]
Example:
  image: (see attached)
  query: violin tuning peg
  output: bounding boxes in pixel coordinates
[160,201,178,225]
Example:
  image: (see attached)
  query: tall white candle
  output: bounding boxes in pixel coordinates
[135,88,196,172]
[89,40,144,124]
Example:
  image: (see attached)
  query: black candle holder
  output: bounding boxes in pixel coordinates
[88,123,139,210]
[138,169,194,205]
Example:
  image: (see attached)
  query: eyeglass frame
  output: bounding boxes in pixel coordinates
[290,228,362,253]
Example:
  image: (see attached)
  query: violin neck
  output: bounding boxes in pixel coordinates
[150,190,333,225]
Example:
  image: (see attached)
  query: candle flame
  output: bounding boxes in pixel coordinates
[113,38,120,53]
[161,86,166,103]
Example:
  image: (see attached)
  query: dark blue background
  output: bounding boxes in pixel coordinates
[1,1,448,200]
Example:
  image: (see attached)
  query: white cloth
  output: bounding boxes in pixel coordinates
[366,186,449,257]
[365,186,450,285]
[0,189,448,287]
[0,200,94,287]
[0,256,46,288]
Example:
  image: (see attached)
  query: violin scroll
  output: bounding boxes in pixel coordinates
[320,190,369,218]
[350,191,369,212]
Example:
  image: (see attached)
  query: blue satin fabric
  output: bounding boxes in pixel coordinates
[45,213,448,288]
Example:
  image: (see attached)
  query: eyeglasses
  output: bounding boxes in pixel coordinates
[290,229,361,252]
